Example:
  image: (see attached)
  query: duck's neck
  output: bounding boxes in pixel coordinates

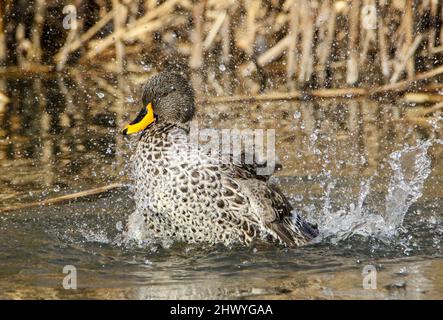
[170,121,190,133]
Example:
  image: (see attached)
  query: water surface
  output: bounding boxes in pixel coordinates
[0,77,442,299]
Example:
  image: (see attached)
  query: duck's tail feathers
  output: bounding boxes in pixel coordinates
[269,215,319,247]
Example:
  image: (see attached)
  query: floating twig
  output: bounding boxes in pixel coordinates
[0,183,124,214]
[197,87,367,105]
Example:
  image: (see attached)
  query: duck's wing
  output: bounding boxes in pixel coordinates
[261,183,319,246]
[195,138,281,181]
[228,150,282,181]
[166,126,317,246]
[211,158,318,246]
[241,177,319,246]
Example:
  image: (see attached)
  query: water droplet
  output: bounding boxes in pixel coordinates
[293,111,301,119]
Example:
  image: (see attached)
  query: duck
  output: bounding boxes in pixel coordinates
[123,71,319,247]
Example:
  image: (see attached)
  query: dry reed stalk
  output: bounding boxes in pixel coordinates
[311,87,367,97]
[198,91,301,104]
[54,9,115,66]
[404,0,415,79]
[0,192,25,202]
[221,8,231,67]
[56,18,80,71]
[286,0,299,88]
[257,35,290,67]
[144,0,158,12]
[422,83,443,92]
[429,44,443,54]
[239,35,291,75]
[346,0,360,85]
[238,0,260,56]
[85,14,176,60]
[359,0,376,66]
[15,24,30,68]
[428,0,437,52]
[0,81,8,135]
[405,101,443,117]
[440,0,443,50]
[377,2,390,80]
[127,0,140,24]
[391,12,407,62]
[370,64,443,94]
[203,10,227,50]
[316,0,335,86]
[0,65,53,75]
[208,70,227,95]
[298,0,315,83]
[86,0,180,60]
[112,0,127,73]
[128,14,187,41]
[403,93,443,103]
[0,90,8,104]
[189,0,206,70]
[0,1,6,66]
[198,87,367,105]
[128,0,181,29]
[30,0,46,63]
[390,35,423,83]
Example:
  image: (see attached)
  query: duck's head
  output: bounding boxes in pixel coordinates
[122,71,195,135]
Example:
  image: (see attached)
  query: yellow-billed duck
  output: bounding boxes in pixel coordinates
[123,71,318,247]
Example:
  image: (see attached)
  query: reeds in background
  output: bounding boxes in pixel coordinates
[0,0,443,94]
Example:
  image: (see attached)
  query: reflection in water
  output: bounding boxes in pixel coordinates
[1,76,441,196]
[0,76,128,203]
[0,76,442,299]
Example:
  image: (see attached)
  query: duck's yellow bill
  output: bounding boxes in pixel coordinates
[122,102,155,135]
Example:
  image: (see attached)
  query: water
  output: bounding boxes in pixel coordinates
[312,139,438,242]
[0,77,442,299]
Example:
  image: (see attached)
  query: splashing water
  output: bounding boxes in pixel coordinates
[384,140,433,235]
[311,139,438,243]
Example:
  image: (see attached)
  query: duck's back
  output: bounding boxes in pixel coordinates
[129,123,318,246]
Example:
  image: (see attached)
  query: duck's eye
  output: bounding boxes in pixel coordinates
[159,87,175,98]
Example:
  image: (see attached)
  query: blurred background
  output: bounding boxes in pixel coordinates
[2,0,443,88]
